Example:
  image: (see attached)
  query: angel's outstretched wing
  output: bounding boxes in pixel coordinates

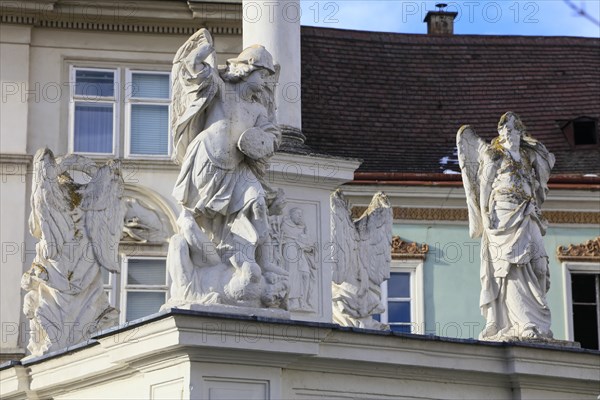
[330,189,359,285]
[29,148,74,261]
[81,160,125,273]
[171,28,221,165]
[456,125,486,238]
[355,192,392,289]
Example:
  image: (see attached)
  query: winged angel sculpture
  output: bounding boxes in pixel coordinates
[164,29,289,311]
[331,190,392,330]
[457,112,555,341]
[23,148,123,356]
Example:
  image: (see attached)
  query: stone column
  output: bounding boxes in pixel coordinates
[242,0,305,148]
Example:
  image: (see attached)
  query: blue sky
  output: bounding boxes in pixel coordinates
[299,0,600,37]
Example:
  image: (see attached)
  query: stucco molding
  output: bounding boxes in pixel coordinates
[557,237,600,262]
[352,206,600,225]
[391,236,429,260]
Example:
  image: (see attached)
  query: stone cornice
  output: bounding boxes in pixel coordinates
[0,0,242,35]
[557,237,600,262]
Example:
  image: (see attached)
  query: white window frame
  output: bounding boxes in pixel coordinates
[119,256,169,324]
[380,259,425,334]
[68,65,172,159]
[124,69,172,159]
[102,269,118,307]
[69,66,120,157]
[562,261,600,343]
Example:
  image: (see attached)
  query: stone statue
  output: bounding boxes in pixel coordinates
[163,29,289,313]
[23,148,123,356]
[330,190,392,330]
[281,208,317,311]
[457,111,555,341]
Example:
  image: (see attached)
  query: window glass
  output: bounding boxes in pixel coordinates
[388,301,411,323]
[388,272,410,298]
[130,104,169,155]
[73,103,113,153]
[126,292,166,321]
[75,70,115,97]
[127,259,166,286]
[131,73,169,99]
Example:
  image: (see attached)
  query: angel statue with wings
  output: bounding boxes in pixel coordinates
[23,148,124,356]
[457,112,555,341]
[164,29,289,311]
[330,190,392,330]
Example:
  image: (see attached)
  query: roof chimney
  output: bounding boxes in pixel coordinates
[424,3,458,35]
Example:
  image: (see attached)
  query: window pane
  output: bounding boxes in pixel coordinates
[126,291,165,321]
[75,70,115,97]
[573,304,599,350]
[127,259,166,285]
[101,268,110,285]
[131,73,169,99]
[388,301,411,323]
[572,274,597,303]
[74,103,113,153]
[390,324,412,334]
[130,104,169,155]
[388,272,410,298]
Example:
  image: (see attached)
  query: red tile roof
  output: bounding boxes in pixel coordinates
[301,26,600,174]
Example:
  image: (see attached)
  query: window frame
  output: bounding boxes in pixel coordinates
[119,256,170,324]
[562,261,600,347]
[380,259,425,334]
[123,69,172,159]
[68,64,172,159]
[69,66,120,157]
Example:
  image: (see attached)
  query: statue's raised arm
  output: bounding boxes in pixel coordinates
[171,28,221,165]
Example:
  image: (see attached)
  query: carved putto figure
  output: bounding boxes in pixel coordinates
[24,148,123,356]
[164,29,289,311]
[281,208,317,311]
[457,112,555,341]
[330,190,392,330]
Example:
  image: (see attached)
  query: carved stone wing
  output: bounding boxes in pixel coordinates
[28,148,73,261]
[354,192,392,288]
[456,125,486,238]
[81,160,125,273]
[330,189,359,285]
[171,28,220,165]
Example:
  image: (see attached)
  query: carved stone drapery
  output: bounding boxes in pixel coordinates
[391,236,429,260]
[557,237,600,262]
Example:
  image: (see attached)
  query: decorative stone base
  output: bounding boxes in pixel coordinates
[165,304,290,320]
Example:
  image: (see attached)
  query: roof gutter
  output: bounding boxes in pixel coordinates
[351,172,600,190]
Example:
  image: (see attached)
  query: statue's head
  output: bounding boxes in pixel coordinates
[289,207,304,225]
[497,112,526,136]
[227,45,275,74]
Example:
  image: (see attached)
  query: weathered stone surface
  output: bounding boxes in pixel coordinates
[23,148,124,357]
[457,112,555,342]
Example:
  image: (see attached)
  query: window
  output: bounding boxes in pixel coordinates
[121,258,169,323]
[103,257,169,324]
[560,117,598,148]
[378,260,424,334]
[573,119,598,146]
[69,66,171,158]
[563,262,600,350]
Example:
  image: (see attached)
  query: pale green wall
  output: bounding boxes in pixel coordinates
[394,222,600,340]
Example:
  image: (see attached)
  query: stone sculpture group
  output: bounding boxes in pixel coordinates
[22,28,557,356]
